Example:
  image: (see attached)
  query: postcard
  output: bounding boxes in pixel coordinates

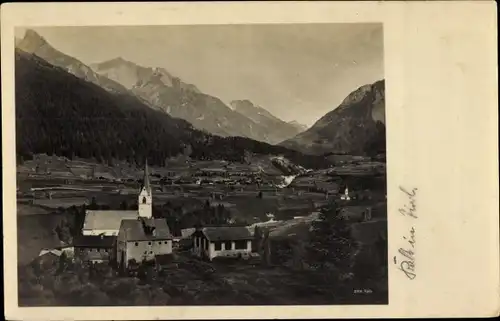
[2,1,498,319]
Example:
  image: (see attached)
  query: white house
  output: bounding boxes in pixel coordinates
[38,246,74,259]
[82,162,153,236]
[117,217,173,269]
[340,186,351,201]
[192,226,253,261]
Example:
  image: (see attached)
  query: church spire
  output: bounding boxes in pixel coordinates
[143,158,151,193]
[138,158,153,218]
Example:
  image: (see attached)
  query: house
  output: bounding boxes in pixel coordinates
[192,226,253,261]
[173,228,196,249]
[38,248,64,257]
[73,235,115,262]
[117,217,173,269]
[340,186,351,201]
[247,218,282,233]
[32,251,60,269]
[82,162,153,236]
[38,246,74,259]
[181,227,196,239]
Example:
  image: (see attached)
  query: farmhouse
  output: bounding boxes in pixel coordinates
[117,217,173,269]
[192,226,253,261]
[38,246,74,259]
[73,235,115,262]
[33,251,60,269]
[82,162,153,236]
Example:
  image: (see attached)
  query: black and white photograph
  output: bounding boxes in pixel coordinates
[14,22,387,306]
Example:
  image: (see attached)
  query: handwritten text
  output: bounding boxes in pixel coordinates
[394,186,418,280]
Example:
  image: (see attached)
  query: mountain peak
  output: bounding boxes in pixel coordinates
[108,57,128,64]
[17,29,48,53]
[280,79,386,156]
[91,57,136,71]
[229,99,305,142]
[287,120,308,132]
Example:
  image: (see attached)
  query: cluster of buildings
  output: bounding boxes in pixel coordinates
[34,160,383,273]
[40,162,256,271]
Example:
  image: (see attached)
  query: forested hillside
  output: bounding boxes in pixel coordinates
[15,50,331,169]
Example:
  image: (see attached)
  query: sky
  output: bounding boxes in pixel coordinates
[16,24,384,126]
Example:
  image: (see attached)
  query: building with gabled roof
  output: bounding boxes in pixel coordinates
[73,234,115,262]
[82,210,139,236]
[192,226,253,261]
[116,217,173,269]
[82,161,152,237]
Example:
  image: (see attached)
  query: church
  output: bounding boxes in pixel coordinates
[82,162,153,236]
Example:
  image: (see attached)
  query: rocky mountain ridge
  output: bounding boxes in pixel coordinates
[280,80,386,156]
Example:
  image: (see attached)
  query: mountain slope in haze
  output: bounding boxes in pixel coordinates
[280,80,386,156]
[16,29,128,94]
[230,100,303,143]
[90,57,201,94]
[287,120,308,132]
[15,49,331,170]
[91,58,288,144]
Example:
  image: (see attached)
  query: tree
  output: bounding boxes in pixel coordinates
[253,226,263,253]
[183,143,193,158]
[55,220,72,244]
[307,201,358,272]
[120,200,128,210]
[291,239,306,271]
[57,252,68,274]
[262,229,271,265]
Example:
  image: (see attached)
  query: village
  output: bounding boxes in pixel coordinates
[17,153,387,305]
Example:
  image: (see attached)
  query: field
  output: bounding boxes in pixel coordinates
[17,204,69,265]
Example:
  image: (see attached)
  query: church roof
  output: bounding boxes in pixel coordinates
[119,218,172,241]
[83,210,138,232]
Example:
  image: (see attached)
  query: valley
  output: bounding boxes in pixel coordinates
[14,25,387,307]
[17,152,387,306]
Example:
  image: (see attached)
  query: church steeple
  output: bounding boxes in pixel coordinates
[138,159,152,218]
[142,159,151,194]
